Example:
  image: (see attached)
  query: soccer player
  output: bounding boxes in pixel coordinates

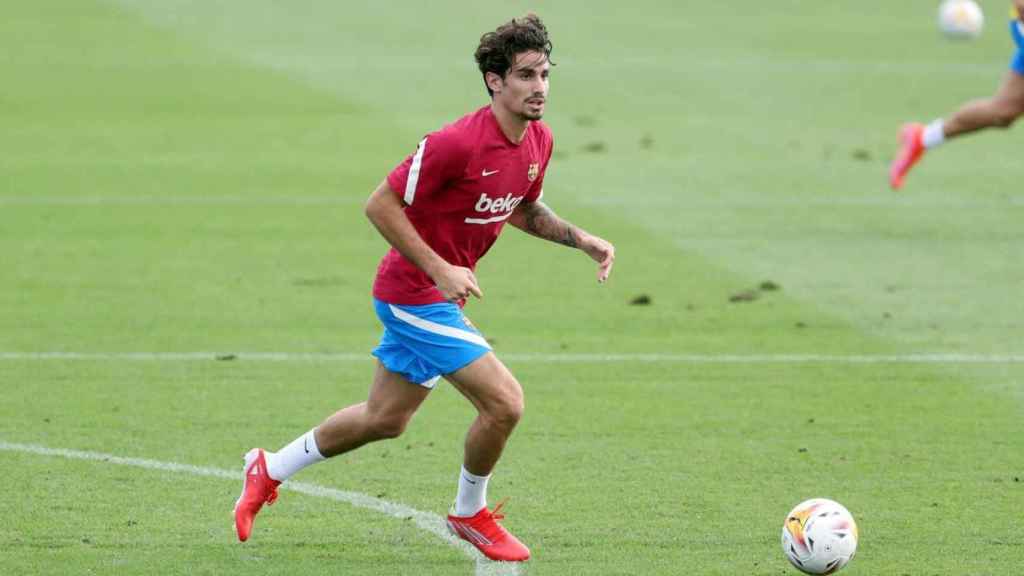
[233,14,615,563]
[889,1,1024,189]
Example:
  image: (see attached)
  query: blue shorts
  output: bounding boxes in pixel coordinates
[371,299,491,389]
[1011,21,1024,75]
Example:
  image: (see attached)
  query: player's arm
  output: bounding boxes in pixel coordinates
[364,180,483,300]
[508,199,615,283]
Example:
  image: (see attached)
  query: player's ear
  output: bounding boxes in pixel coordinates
[485,71,504,94]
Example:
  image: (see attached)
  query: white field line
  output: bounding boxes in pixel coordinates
[3,195,1023,208]
[1,351,1024,364]
[0,441,520,576]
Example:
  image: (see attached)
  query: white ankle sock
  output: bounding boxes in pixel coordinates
[454,465,490,517]
[922,119,946,149]
[264,428,325,482]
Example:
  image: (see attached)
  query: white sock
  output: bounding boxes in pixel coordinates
[454,465,490,517]
[264,428,326,482]
[922,119,946,149]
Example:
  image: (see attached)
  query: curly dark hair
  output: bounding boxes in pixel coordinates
[474,14,553,97]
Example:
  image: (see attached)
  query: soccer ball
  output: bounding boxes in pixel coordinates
[938,0,984,39]
[781,498,859,575]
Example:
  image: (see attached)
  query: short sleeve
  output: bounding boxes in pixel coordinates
[386,129,470,206]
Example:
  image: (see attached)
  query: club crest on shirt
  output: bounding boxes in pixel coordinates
[527,163,539,182]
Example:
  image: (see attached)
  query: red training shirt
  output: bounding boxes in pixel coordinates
[373,105,553,306]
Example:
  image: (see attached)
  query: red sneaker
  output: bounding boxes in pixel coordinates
[446,500,530,562]
[889,123,926,190]
[233,448,281,542]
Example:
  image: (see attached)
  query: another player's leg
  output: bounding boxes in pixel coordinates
[444,352,530,562]
[888,122,927,190]
[942,70,1024,137]
[891,23,1024,190]
[234,362,430,542]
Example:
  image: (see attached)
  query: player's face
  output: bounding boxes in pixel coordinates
[492,51,549,121]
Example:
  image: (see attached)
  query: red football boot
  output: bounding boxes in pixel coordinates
[234,448,281,542]
[889,123,926,190]
[446,500,530,562]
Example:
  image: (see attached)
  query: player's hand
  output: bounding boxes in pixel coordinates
[433,264,484,301]
[579,233,615,283]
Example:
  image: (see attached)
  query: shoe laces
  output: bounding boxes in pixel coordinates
[489,497,508,521]
[472,498,510,541]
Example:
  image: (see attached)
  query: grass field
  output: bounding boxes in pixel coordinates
[2,1,1022,574]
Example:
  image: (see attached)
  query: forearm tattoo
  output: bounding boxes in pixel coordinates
[522,202,578,248]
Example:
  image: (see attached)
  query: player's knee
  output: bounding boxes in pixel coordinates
[992,101,1022,128]
[487,401,523,432]
[485,382,524,431]
[993,112,1017,128]
[501,396,525,428]
[367,411,411,440]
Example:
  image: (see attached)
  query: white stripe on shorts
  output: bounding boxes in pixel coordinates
[387,305,491,350]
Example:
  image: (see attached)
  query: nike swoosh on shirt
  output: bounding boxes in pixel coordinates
[481,169,499,177]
